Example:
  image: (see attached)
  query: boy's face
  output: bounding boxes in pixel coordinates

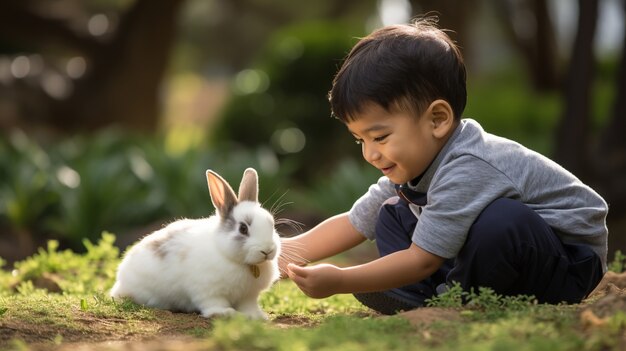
[346,103,447,185]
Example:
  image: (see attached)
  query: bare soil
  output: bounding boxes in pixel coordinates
[0,307,320,350]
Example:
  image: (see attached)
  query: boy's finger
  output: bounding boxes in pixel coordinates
[287,263,303,276]
[287,263,308,277]
[287,266,307,288]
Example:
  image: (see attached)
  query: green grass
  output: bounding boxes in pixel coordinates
[1,233,626,350]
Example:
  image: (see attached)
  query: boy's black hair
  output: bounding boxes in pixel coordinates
[328,17,467,122]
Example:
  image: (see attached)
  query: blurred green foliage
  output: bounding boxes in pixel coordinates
[0,132,60,236]
[464,70,561,155]
[212,21,364,184]
[0,130,296,252]
[464,56,618,157]
[290,159,380,215]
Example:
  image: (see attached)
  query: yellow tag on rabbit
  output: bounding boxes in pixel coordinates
[249,264,260,278]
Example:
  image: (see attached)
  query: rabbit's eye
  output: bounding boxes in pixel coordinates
[239,222,249,236]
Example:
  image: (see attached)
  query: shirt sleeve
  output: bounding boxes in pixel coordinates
[348,176,396,240]
[413,155,520,258]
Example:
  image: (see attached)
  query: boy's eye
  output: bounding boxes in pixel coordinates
[373,134,389,142]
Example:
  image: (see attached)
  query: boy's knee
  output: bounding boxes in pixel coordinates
[466,198,543,250]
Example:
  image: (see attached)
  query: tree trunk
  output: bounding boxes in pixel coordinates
[531,0,559,90]
[409,0,475,54]
[0,2,102,56]
[492,0,559,91]
[53,0,186,132]
[553,0,598,179]
[595,0,626,214]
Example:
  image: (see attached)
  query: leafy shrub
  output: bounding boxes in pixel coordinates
[45,133,161,248]
[2,232,119,295]
[0,131,61,249]
[0,130,297,253]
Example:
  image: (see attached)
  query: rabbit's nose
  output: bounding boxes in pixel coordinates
[261,249,274,258]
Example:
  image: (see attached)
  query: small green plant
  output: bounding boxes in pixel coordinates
[427,282,537,319]
[608,250,626,273]
[425,281,466,308]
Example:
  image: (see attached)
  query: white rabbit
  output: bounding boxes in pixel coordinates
[110,168,281,320]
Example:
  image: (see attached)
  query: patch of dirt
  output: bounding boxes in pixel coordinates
[396,307,461,328]
[0,309,212,350]
[1,320,69,346]
[272,314,317,328]
[0,308,322,350]
[580,271,626,329]
[587,271,626,300]
[34,337,214,351]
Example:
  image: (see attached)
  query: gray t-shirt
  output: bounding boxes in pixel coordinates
[349,118,609,270]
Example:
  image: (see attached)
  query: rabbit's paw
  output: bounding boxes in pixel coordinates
[238,302,268,320]
[201,307,237,318]
[244,309,268,320]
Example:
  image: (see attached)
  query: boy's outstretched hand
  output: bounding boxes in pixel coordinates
[287,263,344,298]
[286,244,445,300]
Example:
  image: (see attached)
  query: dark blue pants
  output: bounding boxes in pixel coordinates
[373,197,603,306]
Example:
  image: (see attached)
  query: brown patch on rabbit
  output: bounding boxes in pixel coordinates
[148,229,184,260]
[149,236,170,259]
[148,224,195,261]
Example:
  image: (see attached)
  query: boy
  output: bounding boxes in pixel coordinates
[281,18,608,315]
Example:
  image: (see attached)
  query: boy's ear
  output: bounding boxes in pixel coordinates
[427,100,455,139]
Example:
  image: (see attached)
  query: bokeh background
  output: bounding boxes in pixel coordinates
[0,0,624,266]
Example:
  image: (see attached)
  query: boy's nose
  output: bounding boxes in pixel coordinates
[362,143,381,163]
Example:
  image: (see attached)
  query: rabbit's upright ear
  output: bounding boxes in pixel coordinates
[238,168,259,203]
[206,170,238,217]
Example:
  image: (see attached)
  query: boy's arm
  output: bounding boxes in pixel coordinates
[279,212,365,273]
[287,243,444,298]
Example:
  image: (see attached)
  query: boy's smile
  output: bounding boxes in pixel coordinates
[346,102,453,185]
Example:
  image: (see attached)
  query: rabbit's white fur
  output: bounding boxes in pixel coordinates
[110,168,280,320]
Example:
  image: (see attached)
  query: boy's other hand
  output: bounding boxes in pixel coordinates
[287,263,343,299]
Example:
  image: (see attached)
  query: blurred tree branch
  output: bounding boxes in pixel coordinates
[492,0,559,91]
[200,0,375,72]
[0,2,103,56]
[596,0,626,214]
[55,0,186,131]
[554,0,597,179]
[0,0,186,132]
[408,0,476,56]
[554,0,626,218]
